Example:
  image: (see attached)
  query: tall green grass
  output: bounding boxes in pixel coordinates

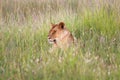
[0,0,120,80]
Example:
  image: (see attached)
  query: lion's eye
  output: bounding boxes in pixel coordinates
[52,31,56,34]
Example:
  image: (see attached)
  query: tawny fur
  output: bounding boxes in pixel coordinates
[48,22,75,52]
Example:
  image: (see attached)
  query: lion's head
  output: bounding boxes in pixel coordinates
[48,22,75,49]
[48,22,66,44]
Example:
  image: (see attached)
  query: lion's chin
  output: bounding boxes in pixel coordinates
[49,41,54,44]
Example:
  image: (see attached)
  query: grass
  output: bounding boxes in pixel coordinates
[0,0,120,80]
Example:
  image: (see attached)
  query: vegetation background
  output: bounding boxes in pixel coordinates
[0,0,120,80]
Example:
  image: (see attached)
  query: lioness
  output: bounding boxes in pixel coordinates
[48,22,75,52]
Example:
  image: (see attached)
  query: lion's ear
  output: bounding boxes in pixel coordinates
[51,23,55,28]
[59,22,65,29]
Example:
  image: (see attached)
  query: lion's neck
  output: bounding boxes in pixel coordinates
[56,30,72,48]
